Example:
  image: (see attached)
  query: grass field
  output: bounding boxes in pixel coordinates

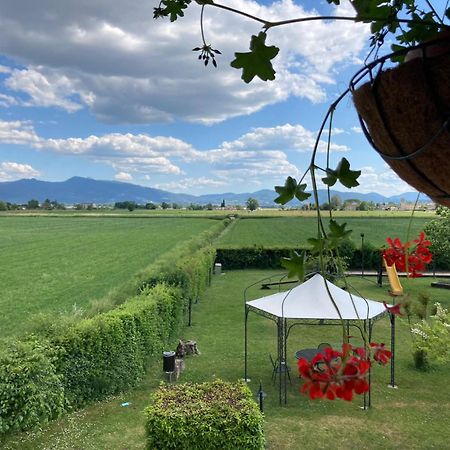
[3,270,449,449]
[0,216,219,338]
[217,216,432,248]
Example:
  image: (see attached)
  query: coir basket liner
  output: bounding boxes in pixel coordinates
[352,49,450,206]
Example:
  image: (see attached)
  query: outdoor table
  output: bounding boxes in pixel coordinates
[295,348,321,361]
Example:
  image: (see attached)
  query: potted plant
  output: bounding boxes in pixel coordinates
[154,0,450,205]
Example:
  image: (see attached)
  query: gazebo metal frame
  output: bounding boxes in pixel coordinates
[243,272,396,408]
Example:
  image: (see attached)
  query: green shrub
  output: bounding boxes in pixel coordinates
[145,379,265,450]
[216,246,382,271]
[216,247,292,269]
[0,338,66,433]
[54,284,182,407]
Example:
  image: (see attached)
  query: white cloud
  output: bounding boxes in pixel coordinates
[0,119,365,193]
[0,0,369,124]
[0,161,40,181]
[156,177,227,192]
[351,126,363,134]
[354,165,413,196]
[115,171,133,181]
[5,68,83,112]
[0,93,18,107]
[0,120,41,145]
[220,123,349,154]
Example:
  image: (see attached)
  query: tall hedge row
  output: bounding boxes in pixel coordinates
[55,284,182,408]
[0,221,224,434]
[215,241,383,271]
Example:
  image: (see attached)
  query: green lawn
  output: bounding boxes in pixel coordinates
[4,270,449,449]
[0,216,218,338]
[217,216,432,248]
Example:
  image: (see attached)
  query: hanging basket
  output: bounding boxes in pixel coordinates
[351,38,450,206]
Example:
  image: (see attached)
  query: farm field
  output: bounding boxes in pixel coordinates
[0,216,219,338]
[217,216,433,248]
[4,270,449,450]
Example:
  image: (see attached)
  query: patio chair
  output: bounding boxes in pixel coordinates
[269,354,292,385]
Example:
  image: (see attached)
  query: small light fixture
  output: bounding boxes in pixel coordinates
[256,381,267,412]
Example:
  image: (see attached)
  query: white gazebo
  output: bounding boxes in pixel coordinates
[244,273,396,407]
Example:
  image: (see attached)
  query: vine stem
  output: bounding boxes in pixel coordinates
[208,2,439,31]
[200,5,207,45]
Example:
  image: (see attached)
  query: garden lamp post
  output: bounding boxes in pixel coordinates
[361,233,365,277]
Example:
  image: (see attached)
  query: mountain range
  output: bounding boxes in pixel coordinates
[0,177,430,206]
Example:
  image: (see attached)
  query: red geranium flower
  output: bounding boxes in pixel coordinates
[383,301,403,316]
[370,342,392,365]
[298,345,371,402]
[382,232,432,278]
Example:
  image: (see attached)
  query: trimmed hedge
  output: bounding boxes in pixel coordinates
[145,379,265,450]
[54,284,182,407]
[215,242,382,271]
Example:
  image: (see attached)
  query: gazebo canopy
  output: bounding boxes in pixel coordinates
[244,273,396,407]
[246,273,387,320]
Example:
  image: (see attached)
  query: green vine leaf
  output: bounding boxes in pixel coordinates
[328,219,352,246]
[281,250,306,281]
[274,177,311,204]
[307,237,327,255]
[230,32,279,83]
[322,157,361,189]
[161,0,190,22]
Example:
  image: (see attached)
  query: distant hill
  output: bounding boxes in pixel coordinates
[0,177,429,206]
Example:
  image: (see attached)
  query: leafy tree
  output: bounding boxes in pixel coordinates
[41,198,53,210]
[206,203,213,211]
[424,207,450,269]
[145,202,157,210]
[172,203,181,209]
[161,202,170,210]
[357,201,369,211]
[27,199,40,209]
[187,203,203,210]
[114,201,137,210]
[246,197,259,211]
[330,195,342,211]
[0,201,7,211]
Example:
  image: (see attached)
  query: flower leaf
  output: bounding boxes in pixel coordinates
[161,0,190,22]
[323,158,360,189]
[281,250,306,281]
[295,183,311,202]
[230,32,279,83]
[274,177,310,204]
[328,219,352,246]
[307,237,327,255]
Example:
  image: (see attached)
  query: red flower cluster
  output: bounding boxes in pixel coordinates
[298,343,391,401]
[383,231,432,278]
[383,301,403,316]
[370,342,392,364]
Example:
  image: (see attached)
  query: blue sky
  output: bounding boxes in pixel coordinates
[0,0,417,196]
